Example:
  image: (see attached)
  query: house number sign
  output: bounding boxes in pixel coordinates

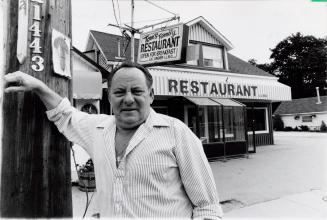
[29,0,44,72]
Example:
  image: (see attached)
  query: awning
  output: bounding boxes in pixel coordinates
[186,97,245,107]
[185,97,221,106]
[149,67,292,101]
[211,98,245,107]
[73,71,102,99]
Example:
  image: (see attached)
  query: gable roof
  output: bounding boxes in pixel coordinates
[86,30,138,61]
[186,16,233,50]
[72,46,110,80]
[227,53,275,78]
[274,96,327,115]
[85,31,274,78]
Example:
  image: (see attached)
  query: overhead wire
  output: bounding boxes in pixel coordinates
[143,0,178,17]
[111,0,130,58]
[111,0,123,34]
[123,17,175,25]
[115,0,122,28]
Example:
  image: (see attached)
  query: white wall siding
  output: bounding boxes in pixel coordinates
[281,112,327,131]
[189,24,222,45]
[72,54,98,72]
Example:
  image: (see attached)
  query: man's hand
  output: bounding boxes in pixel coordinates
[4,71,43,93]
[3,71,63,110]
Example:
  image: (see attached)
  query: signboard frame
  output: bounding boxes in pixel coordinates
[137,23,189,67]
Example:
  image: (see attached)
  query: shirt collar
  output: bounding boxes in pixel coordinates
[144,108,170,129]
[96,107,170,129]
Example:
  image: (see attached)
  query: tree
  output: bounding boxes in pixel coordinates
[270,32,327,99]
[273,114,284,131]
[248,33,327,99]
[248,59,275,74]
[321,120,327,132]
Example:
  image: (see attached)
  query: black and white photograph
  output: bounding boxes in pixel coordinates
[0,0,326,218]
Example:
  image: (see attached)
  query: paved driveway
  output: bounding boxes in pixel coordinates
[72,131,327,216]
[210,131,327,212]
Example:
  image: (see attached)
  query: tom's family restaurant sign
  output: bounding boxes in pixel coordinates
[137,23,188,65]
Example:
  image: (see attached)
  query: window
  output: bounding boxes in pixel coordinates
[186,105,245,143]
[302,115,312,122]
[186,43,199,65]
[186,43,225,69]
[247,107,268,133]
[202,45,224,68]
[185,106,205,141]
[223,107,245,142]
[207,106,222,142]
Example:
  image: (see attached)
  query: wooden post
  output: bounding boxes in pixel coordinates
[0,0,72,217]
[0,0,9,204]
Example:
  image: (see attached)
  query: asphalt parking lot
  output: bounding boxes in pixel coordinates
[211,131,327,214]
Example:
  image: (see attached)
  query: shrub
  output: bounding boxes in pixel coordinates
[284,126,293,131]
[77,159,94,174]
[299,125,309,131]
[273,114,284,131]
[321,121,327,132]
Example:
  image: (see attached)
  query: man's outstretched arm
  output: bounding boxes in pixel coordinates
[4,71,63,110]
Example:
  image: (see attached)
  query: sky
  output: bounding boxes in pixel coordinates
[71,0,327,64]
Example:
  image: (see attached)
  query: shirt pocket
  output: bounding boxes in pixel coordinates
[127,162,170,198]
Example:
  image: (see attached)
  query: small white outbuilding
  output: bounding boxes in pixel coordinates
[274,95,327,131]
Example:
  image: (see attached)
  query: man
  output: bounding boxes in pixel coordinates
[4,62,223,219]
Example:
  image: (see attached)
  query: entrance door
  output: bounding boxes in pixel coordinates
[185,106,206,142]
[187,106,197,134]
[247,108,256,153]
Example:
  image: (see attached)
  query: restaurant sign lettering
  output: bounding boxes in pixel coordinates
[137,23,188,66]
[168,79,262,98]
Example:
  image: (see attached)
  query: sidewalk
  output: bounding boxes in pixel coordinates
[224,189,327,219]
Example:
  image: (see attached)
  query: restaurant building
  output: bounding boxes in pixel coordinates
[81,16,291,159]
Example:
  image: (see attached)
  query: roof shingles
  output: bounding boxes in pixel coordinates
[88,30,275,78]
[90,30,139,61]
[274,96,327,115]
[227,53,274,77]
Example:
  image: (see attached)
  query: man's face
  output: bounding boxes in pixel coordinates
[109,67,154,130]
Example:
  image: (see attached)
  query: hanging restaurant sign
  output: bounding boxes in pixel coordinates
[137,23,189,66]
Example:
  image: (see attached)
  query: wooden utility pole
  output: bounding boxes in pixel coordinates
[1,0,72,217]
[131,0,135,62]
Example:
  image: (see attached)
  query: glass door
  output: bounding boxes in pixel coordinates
[185,106,206,143]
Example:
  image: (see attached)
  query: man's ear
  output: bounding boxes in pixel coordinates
[149,88,154,104]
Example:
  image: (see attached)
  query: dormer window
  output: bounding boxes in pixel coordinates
[202,45,224,68]
[186,42,225,69]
